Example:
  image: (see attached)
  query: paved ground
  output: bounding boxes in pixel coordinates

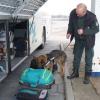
[62,42,100,100]
[90,78,100,95]
[0,21,100,100]
[0,33,65,100]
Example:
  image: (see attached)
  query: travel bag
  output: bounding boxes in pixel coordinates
[16,88,48,100]
[19,68,55,89]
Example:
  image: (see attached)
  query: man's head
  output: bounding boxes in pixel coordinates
[76,3,87,17]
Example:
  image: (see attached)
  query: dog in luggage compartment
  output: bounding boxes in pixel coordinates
[30,50,67,77]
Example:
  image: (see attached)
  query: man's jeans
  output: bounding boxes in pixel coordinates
[73,39,94,73]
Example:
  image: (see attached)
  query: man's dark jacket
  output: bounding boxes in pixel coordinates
[67,9,99,48]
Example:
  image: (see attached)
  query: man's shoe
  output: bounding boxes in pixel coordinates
[67,72,79,79]
[83,73,90,84]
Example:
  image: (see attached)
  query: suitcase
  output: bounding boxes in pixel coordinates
[16,88,48,100]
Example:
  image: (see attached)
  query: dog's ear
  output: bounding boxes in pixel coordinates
[30,56,38,69]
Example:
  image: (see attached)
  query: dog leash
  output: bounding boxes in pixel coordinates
[44,57,55,67]
[64,34,74,50]
[41,57,56,80]
[64,41,71,50]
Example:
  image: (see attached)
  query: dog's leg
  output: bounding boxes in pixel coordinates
[60,65,64,77]
[57,62,64,77]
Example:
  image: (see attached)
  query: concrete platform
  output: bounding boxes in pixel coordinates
[61,42,100,100]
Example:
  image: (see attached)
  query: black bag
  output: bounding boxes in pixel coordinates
[16,88,48,100]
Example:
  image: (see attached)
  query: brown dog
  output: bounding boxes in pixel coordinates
[47,50,67,77]
[30,50,67,77]
[30,54,53,70]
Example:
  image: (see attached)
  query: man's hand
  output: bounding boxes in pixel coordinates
[66,33,71,39]
[77,28,84,35]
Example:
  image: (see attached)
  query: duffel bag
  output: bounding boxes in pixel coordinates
[16,88,48,100]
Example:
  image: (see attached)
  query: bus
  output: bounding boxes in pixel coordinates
[0,0,48,82]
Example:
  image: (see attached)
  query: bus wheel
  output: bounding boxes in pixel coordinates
[39,26,46,49]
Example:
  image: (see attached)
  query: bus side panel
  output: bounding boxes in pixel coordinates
[29,16,42,54]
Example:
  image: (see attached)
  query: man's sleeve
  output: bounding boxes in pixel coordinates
[67,11,74,34]
[84,15,99,35]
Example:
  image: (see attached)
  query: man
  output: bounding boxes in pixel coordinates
[66,3,99,84]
